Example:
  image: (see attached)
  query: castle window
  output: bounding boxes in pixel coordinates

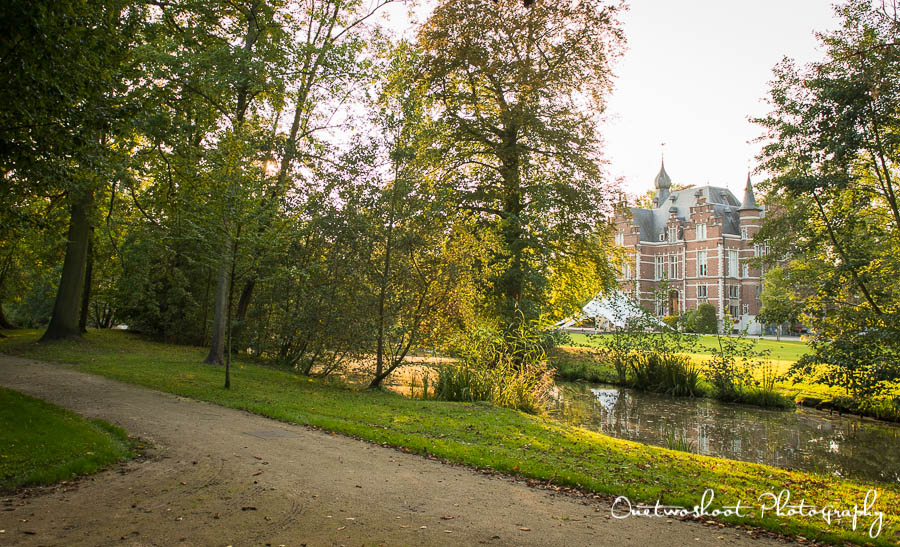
[727,250,739,277]
[728,285,739,299]
[668,227,678,243]
[729,305,740,318]
[741,227,748,240]
[621,261,631,279]
[655,256,666,280]
[742,304,750,315]
[659,233,666,242]
[615,231,624,246]
[697,284,708,299]
[742,263,749,278]
[698,250,708,276]
[669,254,679,279]
[696,223,707,240]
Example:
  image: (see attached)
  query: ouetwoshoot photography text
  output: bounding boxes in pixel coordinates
[612,488,886,539]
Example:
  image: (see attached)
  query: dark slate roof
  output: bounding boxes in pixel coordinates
[628,185,742,241]
[654,160,671,190]
[740,174,761,211]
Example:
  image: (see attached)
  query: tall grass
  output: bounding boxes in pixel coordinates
[663,427,696,453]
[629,353,704,397]
[432,317,553,413]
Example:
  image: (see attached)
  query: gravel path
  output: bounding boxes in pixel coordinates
[0,355,793,546]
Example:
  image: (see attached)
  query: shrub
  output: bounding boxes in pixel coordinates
[434,317,553,413]
[661,315,679,330]
[692,303,718,334]
[629,352,704,397]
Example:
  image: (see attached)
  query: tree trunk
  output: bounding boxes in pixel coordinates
[41,191,94,342]
[498,125,523,322]
[205,242,232,365]
[79,227,95,333]
[0,303,14,330]
[372,175,398,389]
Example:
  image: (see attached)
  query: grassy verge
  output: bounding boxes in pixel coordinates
[0,385,135,491]
[1,329,898,545]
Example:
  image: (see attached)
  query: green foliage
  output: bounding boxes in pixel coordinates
[418,0,624,324]
[434,317,553,413]
[662,428,696,454]
[754,0,900,399]
[661,315,679,330]
[0,386,134,490]
[629,352,704,397]
[689,303,718,334]
[758,267,803,337]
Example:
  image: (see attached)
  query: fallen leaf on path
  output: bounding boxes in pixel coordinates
[337,526,346,531]
[440,516,455,520]
[253,471,263,476]
[241,506,257,511]
[519,527,531,531]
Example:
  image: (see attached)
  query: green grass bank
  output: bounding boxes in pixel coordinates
[1,329,898,545]
[0,385,135,491]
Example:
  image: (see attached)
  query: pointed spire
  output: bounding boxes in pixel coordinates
[654,158,671,204]
[740,173,760,210]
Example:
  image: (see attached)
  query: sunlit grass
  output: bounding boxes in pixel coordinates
[1,329,898,545]
[562,333,849,400]
[0,385,135,491]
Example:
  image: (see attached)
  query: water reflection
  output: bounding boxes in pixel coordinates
[554,382,900,484]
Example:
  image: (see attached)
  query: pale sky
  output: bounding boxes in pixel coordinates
[378,0,843,199]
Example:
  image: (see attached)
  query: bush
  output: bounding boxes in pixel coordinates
[692,303,718,334]
[661,315,679,330]
[629,352,704,397]
[434,318,553,413]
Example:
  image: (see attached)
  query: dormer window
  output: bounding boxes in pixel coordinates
[614,232,624,246]
[696,223,707,240]
[659,233,665,242]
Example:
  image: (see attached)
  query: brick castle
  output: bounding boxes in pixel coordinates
[612,160,767,334]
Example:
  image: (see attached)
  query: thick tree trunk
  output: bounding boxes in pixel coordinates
[497,126,523,322]
[205,242,232,365]
[0,303,14,330]
[41,191,94,342]
[79,228,95,333]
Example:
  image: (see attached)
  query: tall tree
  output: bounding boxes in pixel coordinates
[1,0,145,340]
[755,0,900,398]
[418,0,624,324]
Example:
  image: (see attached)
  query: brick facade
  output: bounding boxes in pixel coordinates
[613,161,766,334]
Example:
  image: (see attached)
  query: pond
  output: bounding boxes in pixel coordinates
[552,381,900,484]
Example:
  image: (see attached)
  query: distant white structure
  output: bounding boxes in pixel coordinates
[554,291,663,330]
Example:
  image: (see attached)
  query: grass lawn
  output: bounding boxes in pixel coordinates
[562,333,846,400]
[0,385,135,491]
[1,329,898,545]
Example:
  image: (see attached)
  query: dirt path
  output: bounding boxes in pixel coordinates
[0,355,793,546]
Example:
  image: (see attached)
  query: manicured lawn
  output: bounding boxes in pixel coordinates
[1,329,898,545]
[0,385,135,491]
[567,333,811,363]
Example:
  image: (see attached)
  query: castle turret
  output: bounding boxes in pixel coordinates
[739,173,761,211]
[654,159,672,204]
